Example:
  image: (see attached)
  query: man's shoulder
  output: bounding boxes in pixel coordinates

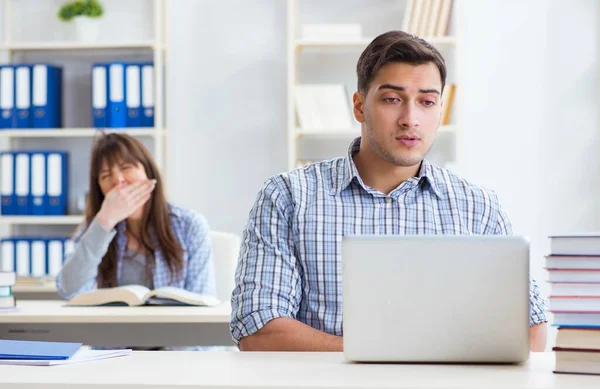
[427,163,501,205]
[264,157,346,193]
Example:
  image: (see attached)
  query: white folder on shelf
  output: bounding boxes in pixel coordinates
[0,240,15,273]
[15,239,30,278]
[30,239,46,278]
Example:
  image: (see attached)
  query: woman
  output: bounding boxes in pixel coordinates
[57,133,216,301]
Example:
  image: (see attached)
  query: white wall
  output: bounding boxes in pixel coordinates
[167,0,288,235]
[460,0,600,347]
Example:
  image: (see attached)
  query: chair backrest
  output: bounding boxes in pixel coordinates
[210,231,241,302]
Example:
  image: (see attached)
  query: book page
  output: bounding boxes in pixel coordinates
[148,286,221,306]
[66,285,151,306]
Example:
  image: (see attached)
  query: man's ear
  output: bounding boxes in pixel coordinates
[353,91,365,123]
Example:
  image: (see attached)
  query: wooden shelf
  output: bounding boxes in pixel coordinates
[0,128,164,138]
[0,41,158,51]
[0,215,84,225]
[295,36,456,49]
[13,281,58,293]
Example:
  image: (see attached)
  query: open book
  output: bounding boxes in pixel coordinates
[65,285,221,307]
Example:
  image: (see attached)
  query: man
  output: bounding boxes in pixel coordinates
[231,31,547,352]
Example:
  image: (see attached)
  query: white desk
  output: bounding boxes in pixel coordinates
[0,300,233,347]
[0,352,597,389]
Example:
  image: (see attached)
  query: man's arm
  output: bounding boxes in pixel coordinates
[231,176,337,351]
[240,318,343,351]
[529,323,547,352]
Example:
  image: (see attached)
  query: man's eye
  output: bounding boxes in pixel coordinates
[422,100,435,107]
[384,97,400,103]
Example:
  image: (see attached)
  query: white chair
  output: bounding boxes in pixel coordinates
[210,231,241,303]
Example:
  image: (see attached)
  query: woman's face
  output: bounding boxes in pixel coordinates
[98,158,149,196]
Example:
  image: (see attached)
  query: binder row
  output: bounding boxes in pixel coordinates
[0,151,69,216]
[0,237,73,278]
[92,62,155,128]
[0,64,63,129]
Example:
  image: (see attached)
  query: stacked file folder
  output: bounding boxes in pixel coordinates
[92,61,155,128]
[547,233,600,375]
[0,64,63,129]
[0,237,73,278]
[0,150,69,215]
[0,271,16,309]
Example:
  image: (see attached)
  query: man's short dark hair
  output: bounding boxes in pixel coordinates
[356,31,447,94]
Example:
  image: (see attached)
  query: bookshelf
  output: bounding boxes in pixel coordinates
[0,0,169,296]
[286,0,461,171]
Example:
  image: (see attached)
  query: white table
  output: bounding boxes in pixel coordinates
[0,352,597,389]
[0,300,233,347]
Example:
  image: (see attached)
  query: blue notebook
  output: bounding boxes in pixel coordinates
[0,339,82,360]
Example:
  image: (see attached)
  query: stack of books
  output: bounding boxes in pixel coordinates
[0,272,16,310]
[547,233,600,375]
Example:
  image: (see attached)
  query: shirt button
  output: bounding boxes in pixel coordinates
[385,197,392,203]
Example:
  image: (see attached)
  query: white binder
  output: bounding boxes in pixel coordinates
[15,239,30,278]
[0,240,15,273]
[47,239,64,277]
[31,239,46,278]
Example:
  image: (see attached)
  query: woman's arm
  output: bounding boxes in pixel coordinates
[56,218,116,300]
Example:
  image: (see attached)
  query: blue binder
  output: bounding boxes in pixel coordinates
[14,152,30,215]
[92,63,109,128]
[32,64,63,128]
[0,339,81,360]
[108,62,126,127]
[140,63,155,127]
[125,64,141,127]
[0,151,16,215]
[46,151,68,215]
[0,65,15,128]
[29,151,48,215]
[15,65,32,128]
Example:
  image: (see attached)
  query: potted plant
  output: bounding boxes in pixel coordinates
[58,0,104,42]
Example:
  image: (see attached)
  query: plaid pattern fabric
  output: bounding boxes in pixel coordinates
[231,137,546,344]
[61,204,216,298]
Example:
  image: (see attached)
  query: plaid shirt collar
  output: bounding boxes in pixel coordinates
[330,137,444,199]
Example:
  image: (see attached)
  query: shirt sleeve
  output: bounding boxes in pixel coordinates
[230,176,302,345]
[493,198,548,326]
[183,212,217,297]
[56,218,117,300]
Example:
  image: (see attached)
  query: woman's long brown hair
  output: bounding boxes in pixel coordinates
[86,133,184,287]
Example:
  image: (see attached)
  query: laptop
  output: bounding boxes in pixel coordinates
[342,235,530,363]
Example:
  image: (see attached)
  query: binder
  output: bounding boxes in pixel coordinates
[32,64,63,128]
[0,339,82,361]
[15,238,30,278]
[108,62,126,127]
[92,63,109,128]
[63,238,75,259]
[0,152,16,215]
[47,239,64,277]
[14,152,30,215]
[15,65,32,128]
[141,63,154,127]
[0,239,15,273]
[30,239,46,278]
[0,65,15,128]
[30,152,47,215]
[46,151,68,215]
[125,64,141,127]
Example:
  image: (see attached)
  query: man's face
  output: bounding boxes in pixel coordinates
[353,62,443,168]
